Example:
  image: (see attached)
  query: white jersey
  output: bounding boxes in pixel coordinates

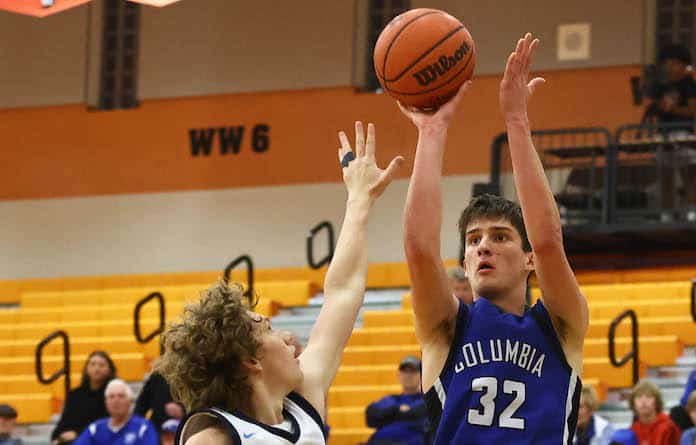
[176,392,326,445]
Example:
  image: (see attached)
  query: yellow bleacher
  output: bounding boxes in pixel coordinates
[0,276,318,425]
[2,265,695,444]
[326,279,696,445]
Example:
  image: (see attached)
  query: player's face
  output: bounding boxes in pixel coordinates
[634,393,657,418]
[462,218,532,299]
[105,384,132,418]
[251,312,303,390]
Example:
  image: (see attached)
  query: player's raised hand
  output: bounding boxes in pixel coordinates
[500,32,545,121]
[338,121,404,203]
[397,80,472,133]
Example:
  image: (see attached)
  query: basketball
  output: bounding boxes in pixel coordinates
[373,8,476,110]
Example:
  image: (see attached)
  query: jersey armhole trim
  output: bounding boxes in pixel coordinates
[529,300,575,376]
[287,391,327,441]
[175,409,241,445]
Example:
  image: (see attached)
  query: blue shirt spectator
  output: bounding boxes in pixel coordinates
[610,428,639,445]
[671,371,696,431]
[365,356,428,445]
[73,416,157,445]
[74,379,157,445]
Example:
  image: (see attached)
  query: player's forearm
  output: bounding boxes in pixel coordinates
[506,116,563,251]
[323,197,370,298]
[404,130,447,258]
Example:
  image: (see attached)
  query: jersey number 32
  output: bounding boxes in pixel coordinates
[467,377,526,429]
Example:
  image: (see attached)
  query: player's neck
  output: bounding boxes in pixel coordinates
[247,384,286,426]
[483,280,528,316]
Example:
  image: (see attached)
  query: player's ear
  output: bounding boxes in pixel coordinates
[524,251,535,272]
[242,356,262,373]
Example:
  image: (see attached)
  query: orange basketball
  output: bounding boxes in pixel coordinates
[373,8,476,110]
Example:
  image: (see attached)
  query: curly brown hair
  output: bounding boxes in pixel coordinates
[155,280,260,413]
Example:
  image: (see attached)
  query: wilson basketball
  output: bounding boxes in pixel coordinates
[373,8,476,110]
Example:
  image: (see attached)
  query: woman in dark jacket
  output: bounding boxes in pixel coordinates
[51,351,117,445]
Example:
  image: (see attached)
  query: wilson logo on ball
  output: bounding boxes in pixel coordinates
[412,41,471,87]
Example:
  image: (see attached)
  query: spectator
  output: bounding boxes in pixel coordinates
[574,385,615,445]
[159,419,179,445]
[52,351,117,445]
[610,428,639,445]
[73,379,158,445]
[447,267,473,304]
[0,404,22,445]
[652,43,696,131]
[134,372,183,434]
[630,379,680,445]
[365,356,427,445]
[671,371,696,431]
[679,392,696,445]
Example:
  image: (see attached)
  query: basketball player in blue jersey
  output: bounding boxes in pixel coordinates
[156,122,404,445]
[400,33,589,444]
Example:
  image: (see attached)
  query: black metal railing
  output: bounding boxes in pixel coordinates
[608,309,639,386]
[488,127,614,225]
[613,121,696,224]
[36,330,70,399]
[224,254,254,299]
[485,122,696,228]
[134,292,165,355]
[691,279,696,323]
[307,221,335,269]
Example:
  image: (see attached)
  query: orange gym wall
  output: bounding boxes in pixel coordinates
[0,65,643,201]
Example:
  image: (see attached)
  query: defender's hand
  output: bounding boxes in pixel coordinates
[338,121,403,203]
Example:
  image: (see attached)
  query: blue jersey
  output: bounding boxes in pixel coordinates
[73,415,158,445]
[425,298,581,445]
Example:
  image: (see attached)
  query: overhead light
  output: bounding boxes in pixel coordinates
[0,0,184,17]
[124,0,184,5]
[0,0,92,17]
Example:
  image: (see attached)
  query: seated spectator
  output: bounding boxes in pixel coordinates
[447,266,473,304]
[671,370,696,431]
[610,428,639,445]
[652,43,696,131]
[73,379,157,445]
[52,351,117,445]
[365,356,427,445]
[0,404,22,445]
[679,392,696,445]
[159,419,179,445]
[574,385,615,445]
[630,379,680,445]
[134,372,183,434]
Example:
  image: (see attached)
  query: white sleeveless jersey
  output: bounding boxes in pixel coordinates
[175,392,326,445]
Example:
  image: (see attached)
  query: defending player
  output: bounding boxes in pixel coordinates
[157,122,403,445]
